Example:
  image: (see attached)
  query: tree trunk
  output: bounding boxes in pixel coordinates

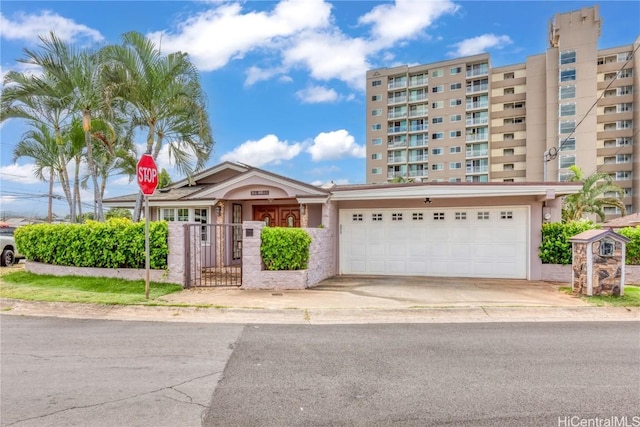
[83,110,104,221]
[47,170,53,223]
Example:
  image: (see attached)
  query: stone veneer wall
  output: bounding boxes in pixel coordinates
[25,222,185,285]
[572,240,626,296]
[541,264,640,285]
[241,221,335,290]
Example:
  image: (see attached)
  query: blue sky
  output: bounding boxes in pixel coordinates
[1,0,638,218]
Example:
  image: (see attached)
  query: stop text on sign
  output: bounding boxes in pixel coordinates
[138,167,157,183]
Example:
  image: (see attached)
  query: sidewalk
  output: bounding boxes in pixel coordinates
[2,276,639,324]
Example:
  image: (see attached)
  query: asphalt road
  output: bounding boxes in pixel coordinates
[2,317,639,427]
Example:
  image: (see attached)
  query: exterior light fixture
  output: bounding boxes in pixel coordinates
[424,197,432,204]
[215,204,222,216]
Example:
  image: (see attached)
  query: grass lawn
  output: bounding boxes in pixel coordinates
[0,266,183,305]
[560,285,640,307]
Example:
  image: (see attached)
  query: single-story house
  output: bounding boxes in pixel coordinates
[602,212,640,230]
[103,161,581,282]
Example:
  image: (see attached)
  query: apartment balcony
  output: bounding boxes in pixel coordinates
[597,146,633,157]
[408,94,428,103]
[492,138,526,149]
[597,129,633,140]
[491,76,526,88]
[491,123,526,135]
[492,154,526,164]
[409,109,428,118]
[491,169,526,179]
[465,133,489,142]
[388,112,407,119]
[466,117,489,126]
[466,69,489,78]
[492,107,526,120]
[597,112,633,123]
[388,96,407,105]
[597,76,634,91]
[598,163,633,173]
[466,84,489,94]
[408,77,428,87]
[598,61,626,73]
[466,149,489,158]
[466,101,489,110]
[466,165,489,174]
[408,154,428,163]
[387,141,407,149]
[409,124,427,132]
[408,140,428,148]
[388,81,407,89]
[388,157,407,164]
[408,170,428,178]
[388,126,407,134]
[387,172,406,179]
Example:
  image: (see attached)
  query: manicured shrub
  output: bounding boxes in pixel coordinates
[260,227,311,270]
[618,226,640,265]
[14,219,168,269]
[539,220,598,265]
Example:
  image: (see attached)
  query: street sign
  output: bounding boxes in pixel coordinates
[137,154,158,195]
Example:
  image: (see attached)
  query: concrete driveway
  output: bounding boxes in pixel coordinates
[161,275,588,309]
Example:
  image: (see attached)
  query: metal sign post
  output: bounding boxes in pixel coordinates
[144,194,150,299]
[136,154,158,300]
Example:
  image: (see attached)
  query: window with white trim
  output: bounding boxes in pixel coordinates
[477,211,489,220]
[560,69,576,82]
[412,213,424,221]
[450,82,462,90]
[455,212,467,220]
[371,138,382,145]
[371,109,382,116]
[432,148,443,155]
[392,213,403,221]
[431,69,443,77]
[371,80,381,87]
[560,103,576,116]
[352,214,363,222]
[560,50,576,65]
[450,146,462,154]
[371,153,382,160]
[560,85,576,99]
[449,162,462,170]
[433,212,445,220]
[500,211,513,219]
[450,130,462,138]
[450,114,462,122]
[371,124,381,131]
[372,213,383,221]
[371,168,382,174]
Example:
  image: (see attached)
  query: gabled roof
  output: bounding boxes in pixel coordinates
[602,212,640,229]
[569,229,630,243]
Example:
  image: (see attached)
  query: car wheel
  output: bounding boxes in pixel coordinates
[1,248,15,267]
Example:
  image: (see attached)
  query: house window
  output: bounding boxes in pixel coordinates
[412,213,424,221]
[195,208,209,242]
[500,211,513,219]
[433,212,445,220]
[352,214,363,222]
[455,212,467,220]
[178,208,189,221]
[372,213,383,221]
[599,239,615,257]
[477,212,489,220]
[392,213,403,221]
[162,208,175,221]
[450,66,462,75]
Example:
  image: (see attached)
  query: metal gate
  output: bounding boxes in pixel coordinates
[184,223,242,287]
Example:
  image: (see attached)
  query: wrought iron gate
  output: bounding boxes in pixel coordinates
[184,223,242,287]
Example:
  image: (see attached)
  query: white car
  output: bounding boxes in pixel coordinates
[0,227,24,267]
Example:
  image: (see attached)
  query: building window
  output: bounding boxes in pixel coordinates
[431,69,444,78]
[371,94,381,101]
[433,212,445,220]
[560,50,576,65]
[450,130,462,138]
[559,120,575,134]
[560,137,576,151]
[560,85,576,99]
[560,103,576,116]
[432,117,443,124]
[371,138,382,146]
[195,208,209,242]
[449,177,462,182]
[450,66,462,75]
[412,213,424,221]
[432,163,444,171]
[504,133,514,141]
[432,133,444,140]
[371,168,382,174]
[618,69,633,79]
[450,98,462,106]
[372,80,381,87]
[500,211,513,219]
[450,82,462,90]
[431,101,444,109]
[455,212,467,220]
[503,164,514,171]
[372,213,383,221]
[450,146,462,154]
[371,153,382,160]
[178,208,189,221]
[599,239,615,257]
[449,162,462,170]
[560,69,576,82]
[352,214,363,222]
[432,148,443,155]
[392,213,403,221]
[450,114,462,122]
[559,155,575,168]
[477,212,489,220]
[432,85,444,93]
[371,109,382,116]
[371,124,381,131]
[162,208,175,221]
[504,72,515,79]
[504,87,515,95]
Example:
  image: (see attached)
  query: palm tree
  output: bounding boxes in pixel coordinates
[562,165,626,222]
[13,122,73,222]
[101,31,213,221]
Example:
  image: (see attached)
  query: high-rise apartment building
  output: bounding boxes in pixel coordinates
[365,6,639,215]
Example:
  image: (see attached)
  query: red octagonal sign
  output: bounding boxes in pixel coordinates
[137,154,158,195]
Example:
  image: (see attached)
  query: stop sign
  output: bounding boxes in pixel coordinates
[137,154,158,195]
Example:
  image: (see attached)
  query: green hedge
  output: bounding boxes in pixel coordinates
[539,220,598,265]
[260,227,311,271]
[14,218,168,269]
[618,226,640,265]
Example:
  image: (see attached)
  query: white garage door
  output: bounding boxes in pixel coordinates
[339,207,529,279]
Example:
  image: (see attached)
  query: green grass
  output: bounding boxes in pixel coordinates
[560,285,640,307]
[0,271,183,305]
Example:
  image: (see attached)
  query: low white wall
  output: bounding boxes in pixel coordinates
[241,222,335,290]
[541,264,640,285]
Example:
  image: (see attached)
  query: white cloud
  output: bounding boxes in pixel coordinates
[220,134,302,167]
[306,129,364,161]
[295,85,339,103]
[0,163,43,185]
[0,11,103,43]
[448,33,513,57]
[359,0,459,47]
[147,0,332,72]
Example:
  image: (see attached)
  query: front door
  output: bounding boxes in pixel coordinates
[253,205,300,227]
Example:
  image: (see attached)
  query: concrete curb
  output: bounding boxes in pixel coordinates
[1,298,639,324]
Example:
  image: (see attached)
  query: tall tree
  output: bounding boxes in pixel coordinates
[101,31,213,221]
[562,165,626,222]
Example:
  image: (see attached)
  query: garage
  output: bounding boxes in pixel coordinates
[339,206,529,279]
